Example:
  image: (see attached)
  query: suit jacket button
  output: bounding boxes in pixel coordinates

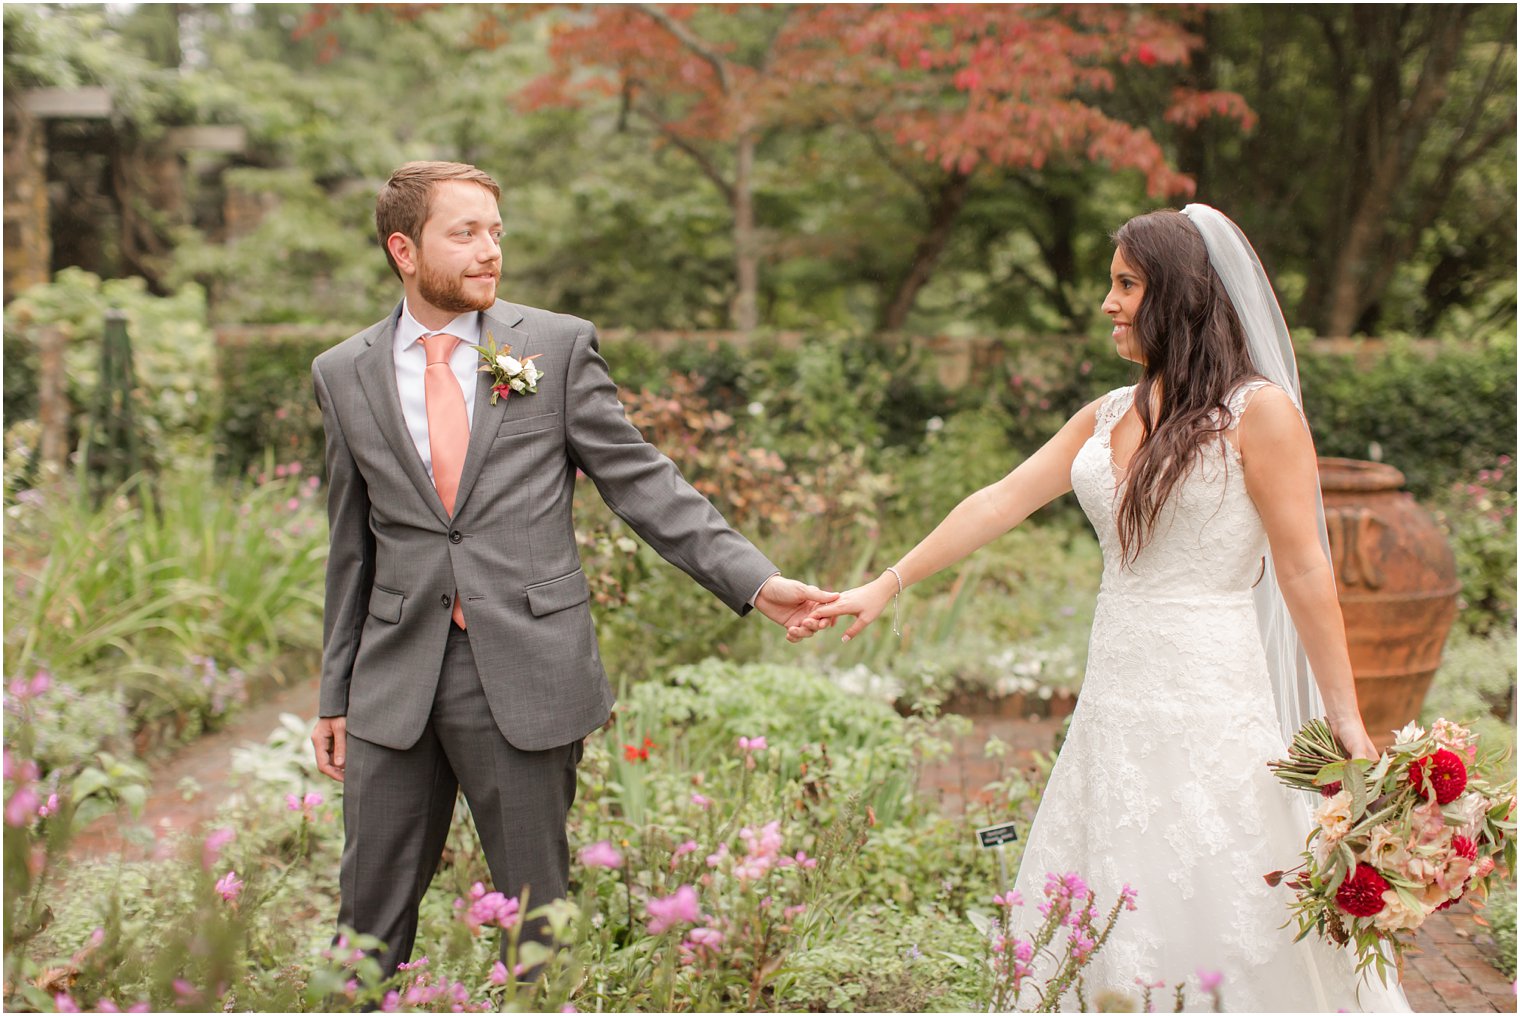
[441,594,451,608]
[449,530,463,544]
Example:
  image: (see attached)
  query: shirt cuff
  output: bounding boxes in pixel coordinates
[749,571,780,609]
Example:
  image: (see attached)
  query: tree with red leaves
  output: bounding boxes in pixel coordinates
[522,4,1255,332]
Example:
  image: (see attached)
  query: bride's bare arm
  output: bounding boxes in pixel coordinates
[1240,385,1377,759]
[809,396,1103,641]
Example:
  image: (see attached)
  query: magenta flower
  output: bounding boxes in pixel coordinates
[738,735,768,752]
[37,793,59,819]
[993,891,1023,908]
[462,887,520,932]
[1197,969,1224,993]
[490,961,508,985]
[5,786,39,827]
[201,827,234,870]
[214,869,243,900]
[579,840,624,869]
[1119,883,1138,911]
[691,792,713,809]
[646,884,701,934]
[53,993,79,1013]
[670,840,699,869]
[215,870,244,902]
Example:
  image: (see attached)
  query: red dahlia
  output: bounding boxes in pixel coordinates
[1452,834,1478,861]
[1408,749,1468,805]
[1335,863,1390,917]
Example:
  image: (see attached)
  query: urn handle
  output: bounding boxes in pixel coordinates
[1325,506,1385,589]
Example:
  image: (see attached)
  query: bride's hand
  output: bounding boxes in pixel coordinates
[807,573,899,643]
[1331,716,1379,761]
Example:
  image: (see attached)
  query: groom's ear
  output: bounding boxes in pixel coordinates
[386,232,419,278]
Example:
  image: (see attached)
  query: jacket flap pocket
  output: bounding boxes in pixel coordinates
[368,586,404,624]
[526,569,590,617]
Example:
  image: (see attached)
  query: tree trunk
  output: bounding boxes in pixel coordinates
[730,129,759,333]
[1319,12,1468,337]
[876,170,972,332]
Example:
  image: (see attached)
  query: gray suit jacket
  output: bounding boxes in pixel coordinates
[312,300,778,751]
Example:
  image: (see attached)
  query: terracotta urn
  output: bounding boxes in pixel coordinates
[1318,458,1460,750]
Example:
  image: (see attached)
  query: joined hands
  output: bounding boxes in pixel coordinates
[755,575,840,643]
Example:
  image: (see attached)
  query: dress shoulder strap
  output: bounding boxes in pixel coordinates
[1095,385,1136,433]
[1223,378,1275,430]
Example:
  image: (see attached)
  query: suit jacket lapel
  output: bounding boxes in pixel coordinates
[355,306,451,526]
[452,302,532,517]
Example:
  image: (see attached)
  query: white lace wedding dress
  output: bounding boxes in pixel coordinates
[1003,382,1411,1012]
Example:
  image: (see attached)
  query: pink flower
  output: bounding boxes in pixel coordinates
[691,792,712,809]
[37,793,59,818]
[670,840,699,869]
[646,884,701,934]
[490,961,508,985]
[53,993,79,1013]
[993,891,1023,908]
[286,790,326,816]
[215,870,244,902]
[579,840,624,869]
[1119,884,1138,911]
[463,889,520,932]
[5,786,39,827]
[706,842,729,868]
[738,735,768,752]
[1198,969,1224,992]
[202,827,234,870]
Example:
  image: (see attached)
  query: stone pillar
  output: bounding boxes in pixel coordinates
[3,98,51,301]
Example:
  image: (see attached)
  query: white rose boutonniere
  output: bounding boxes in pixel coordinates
[477,332,543,405]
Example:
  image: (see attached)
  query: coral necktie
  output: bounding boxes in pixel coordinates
[422,332,469,628]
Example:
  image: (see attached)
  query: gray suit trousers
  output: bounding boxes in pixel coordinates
[337,627,582,977]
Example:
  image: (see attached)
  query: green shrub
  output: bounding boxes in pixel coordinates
[1429,455,1517,635]
[3,269,217,473]
[1300,334,1518,499]
[213,326,349,477]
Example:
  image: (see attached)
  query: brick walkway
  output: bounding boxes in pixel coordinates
[918,710,1517,1013]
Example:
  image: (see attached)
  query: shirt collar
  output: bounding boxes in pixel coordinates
[394,301,483,353]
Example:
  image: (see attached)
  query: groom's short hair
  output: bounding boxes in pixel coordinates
[377,161,502,280]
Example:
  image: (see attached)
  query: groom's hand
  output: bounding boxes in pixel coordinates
[755,575,838,643]
[312,715,347,782]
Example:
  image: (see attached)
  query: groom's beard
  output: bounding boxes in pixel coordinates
[416,253,500,315]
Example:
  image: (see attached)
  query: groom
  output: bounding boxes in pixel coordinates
[309,161,831,977]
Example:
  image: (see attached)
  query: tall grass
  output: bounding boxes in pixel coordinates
[4,461,326,724]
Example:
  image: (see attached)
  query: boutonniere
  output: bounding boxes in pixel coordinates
[477,332,543,405]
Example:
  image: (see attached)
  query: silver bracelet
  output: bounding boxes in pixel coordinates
[885,566,904,637]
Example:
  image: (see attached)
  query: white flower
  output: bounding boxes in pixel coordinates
[747,401,765,417]
[1315,790,1354,842]
[509,378,526,393]
[1371,890,1427,933]
[926,416,944,433]
[522,363,541,385]
[497,354,523,374]
[1393,721,1426,744]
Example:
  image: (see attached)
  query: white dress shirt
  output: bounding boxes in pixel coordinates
[394,302,482,483]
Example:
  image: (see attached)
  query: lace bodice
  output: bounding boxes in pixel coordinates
[1071,382,1270,600]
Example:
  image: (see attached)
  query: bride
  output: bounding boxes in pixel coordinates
[807,206,1412,1011]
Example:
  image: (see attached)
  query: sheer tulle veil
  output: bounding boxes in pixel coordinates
[1179,203,1328,747]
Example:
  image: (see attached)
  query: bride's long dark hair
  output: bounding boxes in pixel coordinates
[1113,209,1260,565]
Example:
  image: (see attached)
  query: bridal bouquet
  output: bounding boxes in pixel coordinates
[1266,718,1516,982]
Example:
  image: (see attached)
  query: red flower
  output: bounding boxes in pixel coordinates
[1136,43,1158,66]
[1335,863,1390,918]
[1319,781,1342,798]
[1452,834,1478,861]
[1436,895,1462,911]
[1408,749,1468,805]
[622,737,656,763]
